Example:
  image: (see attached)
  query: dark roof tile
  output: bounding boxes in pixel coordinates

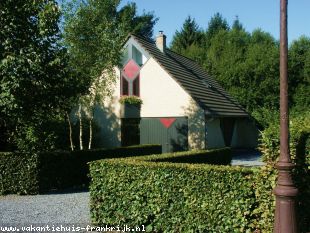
[132,34,248,117]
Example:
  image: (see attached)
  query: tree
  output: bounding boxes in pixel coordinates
[171,16,204,54]
[232,16,244,31]
[205,28,249,96]
[117,2,158,40]
[0,0,83,151]
[206,28,280,113]
[288,36,310,111]
[205,12,229,47]
[63,0,157,149]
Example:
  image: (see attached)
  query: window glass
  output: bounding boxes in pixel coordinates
[121,76,129,95]
[132,45,142,66]
[133,75,140,96]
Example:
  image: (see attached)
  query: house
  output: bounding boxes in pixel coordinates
[94,32,258,152]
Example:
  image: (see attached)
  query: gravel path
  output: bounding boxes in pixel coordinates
[232,149,265,167]
[0,190,91,232]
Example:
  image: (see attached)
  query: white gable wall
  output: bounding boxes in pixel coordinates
[94,57,206,150]
[140,57,205,150]
[140,58,191,117]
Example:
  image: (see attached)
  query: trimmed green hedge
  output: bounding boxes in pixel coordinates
[0,144,161,194]
[0,152,38,195]
[257,113,310,232]
[39,144,162,191]
[90,159,257,232]
[141,147,231,165]
[89,137,309,232]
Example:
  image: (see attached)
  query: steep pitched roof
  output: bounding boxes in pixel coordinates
[131,34,248,117]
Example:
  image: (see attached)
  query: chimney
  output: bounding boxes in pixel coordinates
[156,31,166,53]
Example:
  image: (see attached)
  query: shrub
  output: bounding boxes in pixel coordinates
[119,96,143,105]
[0,152,39,195]
[39,144,162,191]
[0,144,161,194]
[141,147,232,165]
[90,159,257,232]
[257,112,310,232]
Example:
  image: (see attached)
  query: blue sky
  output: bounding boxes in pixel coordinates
[119,0,310,46]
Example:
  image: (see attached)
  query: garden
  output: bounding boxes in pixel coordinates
[1,113,309,232]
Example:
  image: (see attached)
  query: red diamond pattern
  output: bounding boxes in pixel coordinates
[123,59,140,79]
[160,118,176,128]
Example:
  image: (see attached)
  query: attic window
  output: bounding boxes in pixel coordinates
[132,45,143,66]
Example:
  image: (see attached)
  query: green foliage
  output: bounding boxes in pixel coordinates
[139,147,232,165]
[232,16,244,31]
[117,2,158,40]
[170,16,204,54]
[90,158,257,232]
[63,0,157,89]
[89,130,309,232]
[0,145,161,194]
[0,0,84,151]
[288,36,310,112]
[205,12,229,46]
[258,112,310,232]
[170,14,308,126]
[119,96,143,105]
[0,152,39,195]
[62,0,157,150]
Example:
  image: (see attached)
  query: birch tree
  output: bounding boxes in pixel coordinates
[63,0,157,150]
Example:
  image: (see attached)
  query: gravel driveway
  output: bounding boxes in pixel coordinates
[0,189,91,232]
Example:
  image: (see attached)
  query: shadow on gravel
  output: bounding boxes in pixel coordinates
[43,186,89,195]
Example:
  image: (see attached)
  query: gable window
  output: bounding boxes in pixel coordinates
[132,45,143,66]
[121,76,129,96]
[133,75,140,96]
[121,42,148,67]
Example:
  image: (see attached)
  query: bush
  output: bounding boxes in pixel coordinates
[257,112,310,232]
[0,144,161,194]
[39,144,162,192]
[141,147,232,165]
[0,152,39,195]
[90,159,257,232]
[119,96,143,105]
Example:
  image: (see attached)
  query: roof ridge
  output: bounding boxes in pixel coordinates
[130,34,248,117]
[131,33,155,44]
[166,48,198,63]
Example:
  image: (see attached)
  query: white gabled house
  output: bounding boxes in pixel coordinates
[94,32,258,152]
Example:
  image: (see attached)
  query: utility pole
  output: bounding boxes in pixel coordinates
[273,0,298,232]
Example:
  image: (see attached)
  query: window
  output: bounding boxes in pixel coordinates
[121,76,129,95]
[132,45,142,66]
[133,75,140,96]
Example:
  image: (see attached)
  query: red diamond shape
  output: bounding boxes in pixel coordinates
[160,118,176,128]
[123,59,140,79]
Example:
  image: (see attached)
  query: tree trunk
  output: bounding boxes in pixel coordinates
[78,105,83,150]
[88,116,93,150]
[66,111,74,151]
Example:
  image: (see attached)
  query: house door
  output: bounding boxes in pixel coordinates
[140,117,188,153]
[121,118,140,147]
[220,118,235,147]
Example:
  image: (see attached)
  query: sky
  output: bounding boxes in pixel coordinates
[119,0,310,46]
